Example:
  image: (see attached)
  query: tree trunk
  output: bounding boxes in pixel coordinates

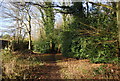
[116,2,120,57]
[28,31,32,50]
[28,13,32,50]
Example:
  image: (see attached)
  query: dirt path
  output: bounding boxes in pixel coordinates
[21,54,119,79]
[18,54,63,79]
[23,62,61,79]
[3,53,120,79]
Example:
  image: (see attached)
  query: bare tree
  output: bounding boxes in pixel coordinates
[2,2,35,50]
[1,3,25,42]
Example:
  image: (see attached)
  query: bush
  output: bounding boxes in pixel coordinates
[61,30,118,63]
[12,40,29,51]
[61,31,74,57]
[33,30,62,54]
[33,39,51,53]
[33,38,60,53]
[61,30,90,58]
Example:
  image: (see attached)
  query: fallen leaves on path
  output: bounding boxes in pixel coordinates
[3,53,120,79]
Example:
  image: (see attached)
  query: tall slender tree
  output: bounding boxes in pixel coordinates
[116,2,120,57]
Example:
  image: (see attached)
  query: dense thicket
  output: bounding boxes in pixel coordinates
[12,40,29,51]
[61,2,119,63]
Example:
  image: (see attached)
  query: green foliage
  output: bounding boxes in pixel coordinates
[33,29,62,53]
[61,2,118,63]
[71,37,89,59]
[33,39,51,53]
[43,2,55,36]
[93,65,108,75]
[33,2,58,54]
[61,30,74,57]
[111,57,120,64]
[62,31,117,63]
[86,37,117,63]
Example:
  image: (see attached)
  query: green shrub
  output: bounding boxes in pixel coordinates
[33,30,62,53]
[61,29,118,63]
[33,39,51,53]
[61,30,74,57]
[61,30,89,58]
[93,65,108,76]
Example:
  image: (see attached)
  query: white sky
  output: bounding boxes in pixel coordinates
[0,1,63,35]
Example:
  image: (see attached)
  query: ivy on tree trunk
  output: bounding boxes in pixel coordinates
[116,2,120,57]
